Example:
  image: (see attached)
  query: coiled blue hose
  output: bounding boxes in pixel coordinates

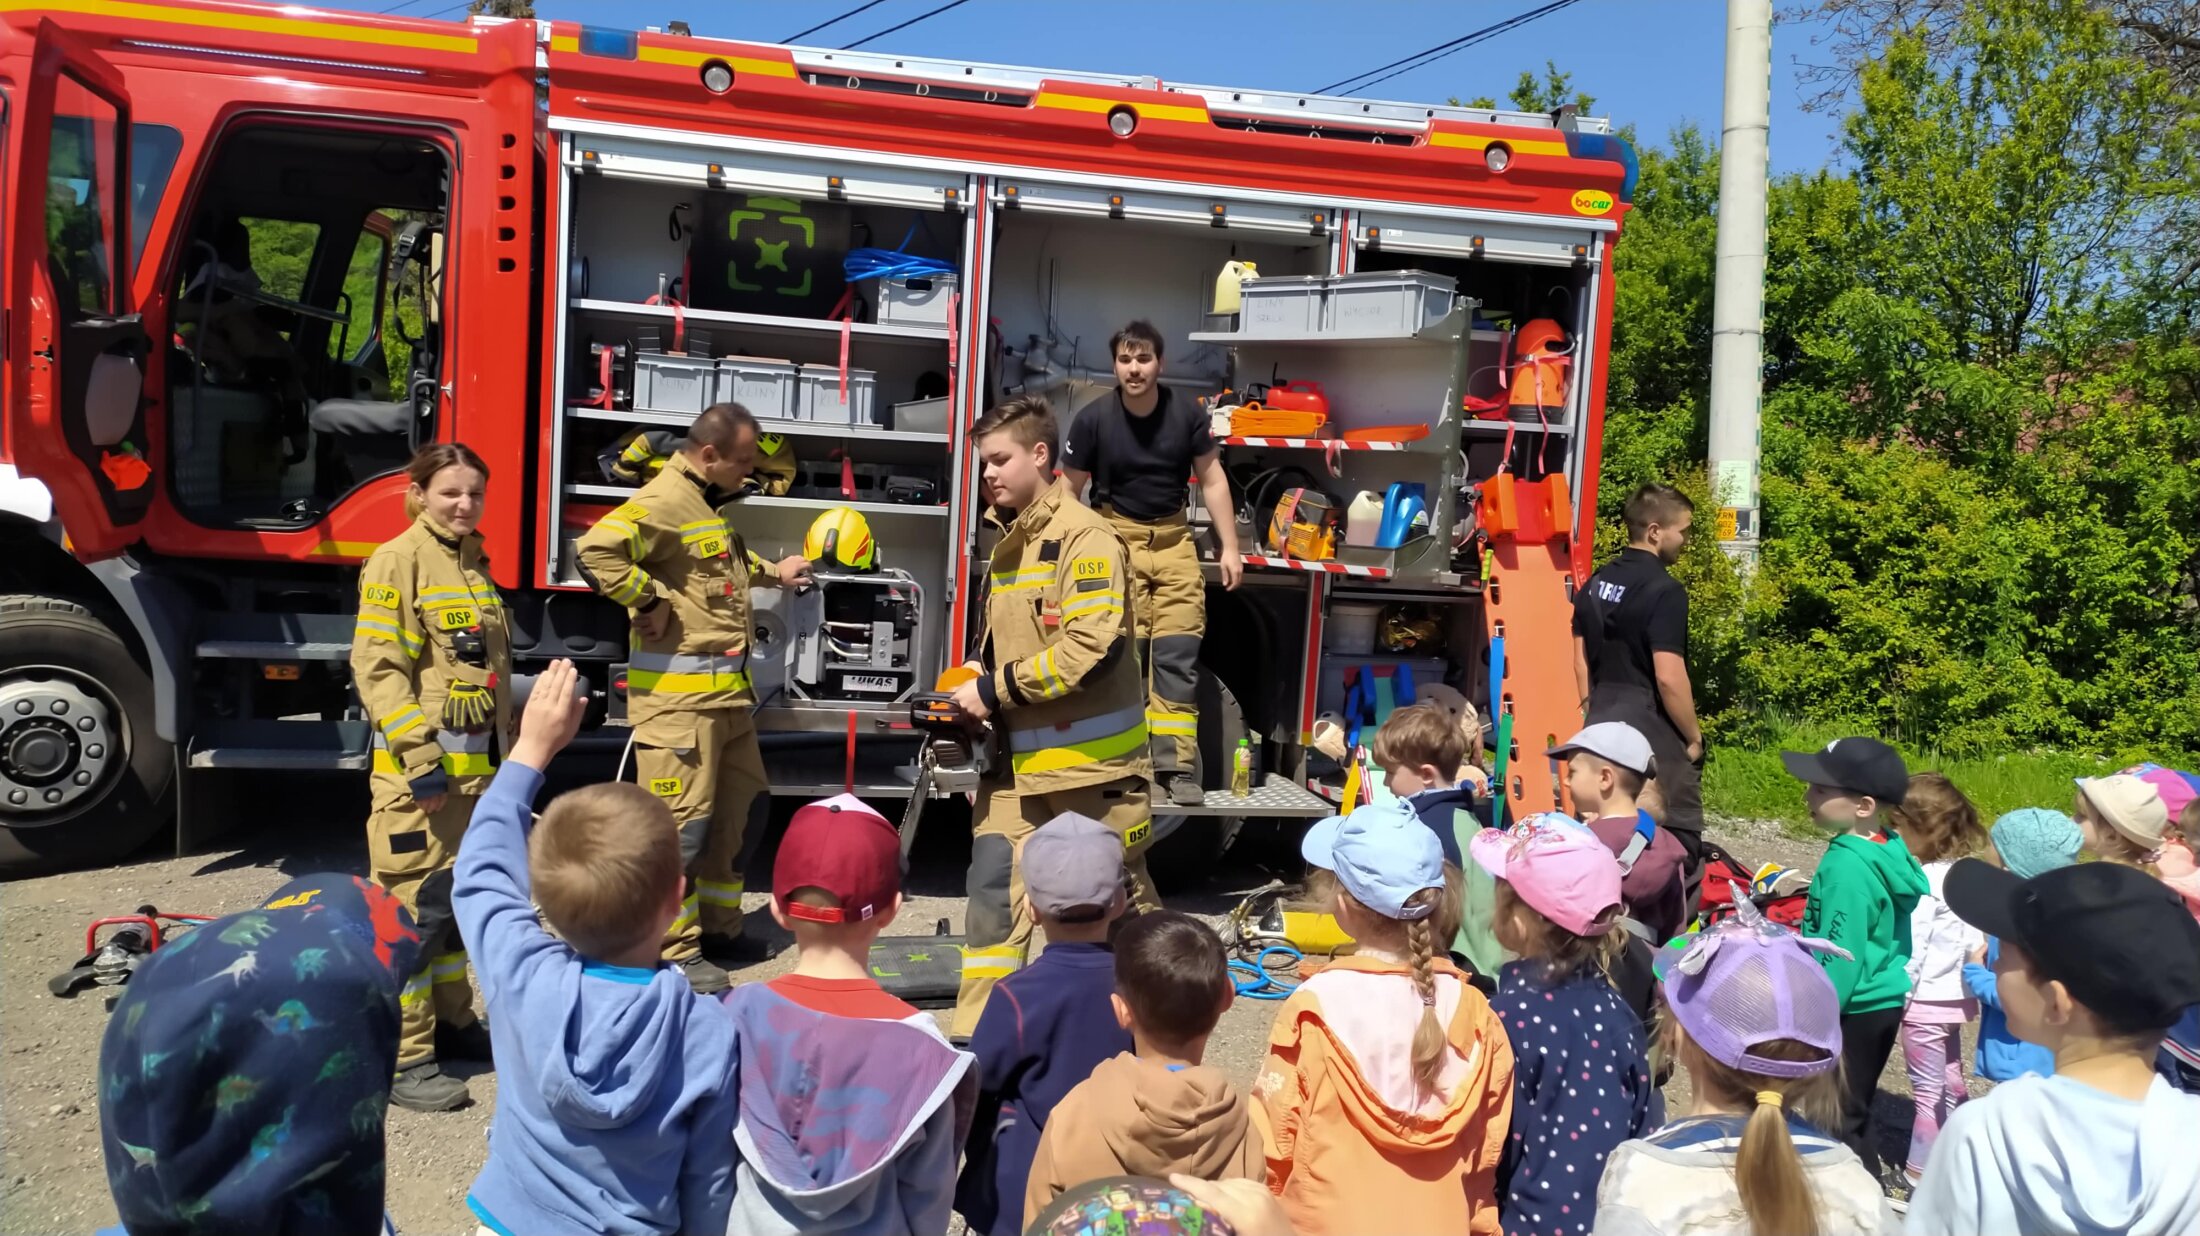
[1229,944,1304,1000]
[845,222,957,283]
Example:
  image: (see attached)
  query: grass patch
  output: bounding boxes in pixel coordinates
[1703,734,2153,837]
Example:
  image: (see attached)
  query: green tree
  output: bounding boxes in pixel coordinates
[468,0,535,15]
[1452,60,1597,113]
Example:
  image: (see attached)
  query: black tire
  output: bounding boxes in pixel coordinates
[1144,670,1247,891]
[0,595,172,877]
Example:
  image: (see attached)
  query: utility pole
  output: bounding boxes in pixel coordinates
[1708,0,1771,568]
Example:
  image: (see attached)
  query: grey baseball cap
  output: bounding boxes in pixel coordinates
[1023,812,1125,918]
[1551,721,1656,776]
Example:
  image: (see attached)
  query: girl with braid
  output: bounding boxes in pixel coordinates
[1471,813,1660,1236]
[1252,801,1514,1236]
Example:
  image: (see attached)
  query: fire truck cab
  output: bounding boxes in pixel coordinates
[0,2,1633,875]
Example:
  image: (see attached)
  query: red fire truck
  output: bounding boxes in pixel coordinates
[0,1,1634,875]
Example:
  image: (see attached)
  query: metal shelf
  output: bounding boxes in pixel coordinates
[1243,553,1393,580]
[567,405,949,444]
[1463,417,1573,436]
[569,298,948,346]
[1188,323,1504,349]
[1220,435,1415,451]
[565,483,949,517]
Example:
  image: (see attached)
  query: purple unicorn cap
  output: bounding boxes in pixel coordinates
[1654,889,1851,1078]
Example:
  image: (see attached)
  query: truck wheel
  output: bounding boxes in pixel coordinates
[1144,670,1246,892]
[0,596,172,877]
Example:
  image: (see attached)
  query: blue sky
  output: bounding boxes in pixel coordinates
[324,0,1853,173]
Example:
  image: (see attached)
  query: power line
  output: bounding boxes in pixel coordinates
[1313,0,1585,97]
[839,0,969,51]
[784,0,894,43]
[378,0,436,12]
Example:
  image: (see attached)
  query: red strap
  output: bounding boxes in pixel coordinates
[844,711,858,794]
[839,452,856,499]
[840,318,852,402]
[644,294,686,354]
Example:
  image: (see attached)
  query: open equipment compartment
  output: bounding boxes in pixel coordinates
[544,129,974,726]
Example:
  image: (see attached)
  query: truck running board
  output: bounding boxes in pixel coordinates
[1169,773,1334,818]
[194,612,356,662]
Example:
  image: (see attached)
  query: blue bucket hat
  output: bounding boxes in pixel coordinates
[1301,799,1447,920]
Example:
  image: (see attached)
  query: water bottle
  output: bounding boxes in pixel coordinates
[1231,738,1253,798]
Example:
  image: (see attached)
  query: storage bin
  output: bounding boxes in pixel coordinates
[877,274,958,327]
[893,396,951,435]
[1238,276,1327,338]
[1327,270,1458,337]
[1325,603,1383,655]
[632,352,718,415]
[715,356,800,420]
[795,367,882,426]
[1314,655,1453,719]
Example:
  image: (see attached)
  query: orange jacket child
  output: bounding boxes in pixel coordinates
[1252,802,1516,1236]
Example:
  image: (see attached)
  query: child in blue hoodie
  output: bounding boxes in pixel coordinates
[1963,808,2081,1083]
[452,660,738,1236]
[1373,704,1502,976]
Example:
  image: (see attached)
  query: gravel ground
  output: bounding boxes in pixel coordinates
[1,784,1967,1236]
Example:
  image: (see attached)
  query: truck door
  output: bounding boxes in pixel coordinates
[4,23,151,559]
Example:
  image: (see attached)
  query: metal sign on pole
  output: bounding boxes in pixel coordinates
[1708,0,1772,568]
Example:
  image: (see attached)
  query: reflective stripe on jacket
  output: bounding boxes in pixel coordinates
[574,452,776,723]
[350,513,512,796]
[982,478,1150,793]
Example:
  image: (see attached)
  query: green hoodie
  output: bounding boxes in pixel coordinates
[1799,830,1930,1013]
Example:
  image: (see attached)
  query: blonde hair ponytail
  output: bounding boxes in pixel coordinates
[1669,1024,1843,1236]
[1400,885,1455,1098]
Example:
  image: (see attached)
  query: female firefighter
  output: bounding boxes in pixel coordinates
[348,442,510,1113]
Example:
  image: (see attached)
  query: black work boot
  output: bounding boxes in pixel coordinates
[1162,772,1206,808]
[390,1061,471,1113]
[701,931,774,965]
[677,955,732,995]
[435,1017,494,1063]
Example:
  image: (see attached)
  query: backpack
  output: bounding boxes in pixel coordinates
[1692,840,1810,933]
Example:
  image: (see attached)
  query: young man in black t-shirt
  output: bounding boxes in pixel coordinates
[1571,482,1705,905]
[1061,321,1242,807]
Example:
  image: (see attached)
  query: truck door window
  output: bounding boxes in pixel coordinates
[128,123,182,273]
[167,126,448,526]
[44,74,124,319]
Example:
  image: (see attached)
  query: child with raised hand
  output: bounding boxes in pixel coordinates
[1887,771,1988,1191]
[1373,704,1503,976]
[1908,859,2200,1235]
[1963,808,2082,1083]
[1593,902,1901,1236]
[721,794,975,1235]
[1471,813,1659,1236]
[1781,737,1927,1175]
[1254,799,1514,1236]
[452,659,739,1236]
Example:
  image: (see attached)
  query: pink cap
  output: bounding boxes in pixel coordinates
[1469,812,1624,936]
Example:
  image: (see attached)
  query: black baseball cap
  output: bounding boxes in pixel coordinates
[1944,857,2200,1034]
[1779,737,1909,805]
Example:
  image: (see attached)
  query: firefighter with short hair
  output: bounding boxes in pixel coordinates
[576,403,811,993]
[948,394,1163,1037]
[1061,320,1242,807]
[350,442,509,1113]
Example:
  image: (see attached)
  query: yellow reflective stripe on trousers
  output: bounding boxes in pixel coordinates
[628,651,751,696]
[399,968,432,1007]
[431,952,468,983]
[671,891,700,931]
[959,943,1025,979]
[697,879,744,908]
[1006,704,1149,775]
[1147,712,1199,737]
[990,564,1056,592]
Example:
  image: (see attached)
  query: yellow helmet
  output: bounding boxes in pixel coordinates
[747,431,796,497]
[804,506,877,571]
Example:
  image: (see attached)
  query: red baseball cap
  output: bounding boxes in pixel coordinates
[773,794,901,923]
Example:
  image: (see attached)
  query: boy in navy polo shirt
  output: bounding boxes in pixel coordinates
[955,813,1136,1236]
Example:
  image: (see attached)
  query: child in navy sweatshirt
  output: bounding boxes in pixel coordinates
[452,661,738,1236]
[1374,704,1502,977]
[955,812,1137,1236]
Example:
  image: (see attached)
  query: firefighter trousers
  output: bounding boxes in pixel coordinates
[1103,509,1204,779]
[633,706,769,962]
[365,786,483,1070]
[951,774,1163,1038]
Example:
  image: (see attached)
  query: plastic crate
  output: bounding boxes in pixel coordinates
[795,367,882,426]
[892,396,951,435]
[632,352,718,415]
[716,357,799,420]
[1238,276,1327,338]
[1326,270,1458,337]
[877,274,957,327]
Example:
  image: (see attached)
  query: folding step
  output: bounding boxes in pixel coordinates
[185,718,370,771]
[1168,773,1335,819]
[195,612,355,661]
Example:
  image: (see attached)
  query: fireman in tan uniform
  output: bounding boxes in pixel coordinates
[1062,320,1242,807]
[948,395,1164,1037]
[576,403,811,993]
[350,442,508,1113]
